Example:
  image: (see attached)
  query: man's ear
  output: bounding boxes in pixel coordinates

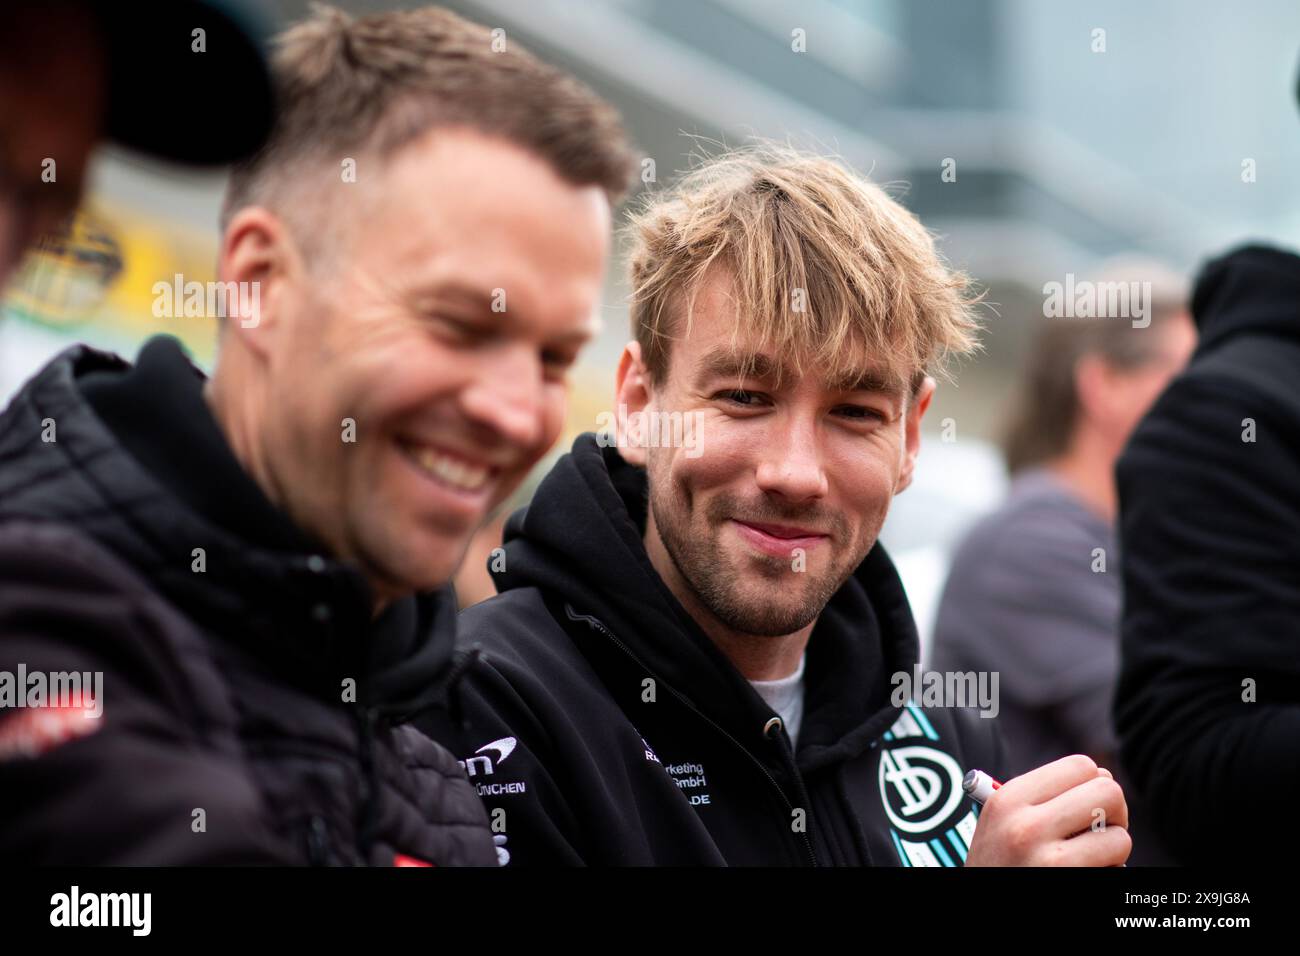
[896,375,936,494]
[217,207,300,359]
[614,341,652,467]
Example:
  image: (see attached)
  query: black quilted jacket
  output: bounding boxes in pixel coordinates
[0,336,495,865]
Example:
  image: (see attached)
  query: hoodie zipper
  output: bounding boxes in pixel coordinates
[565,604,819,867]
[768,723,819,856]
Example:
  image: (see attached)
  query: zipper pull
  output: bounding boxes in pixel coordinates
[306,814,331,866]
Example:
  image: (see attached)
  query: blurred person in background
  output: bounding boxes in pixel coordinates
[0,0,274,289]
[0,5,632,864]
[931,261,1195,865]
[1113,65,1300,868]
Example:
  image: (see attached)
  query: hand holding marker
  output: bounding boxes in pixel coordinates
[963,765,1127,865]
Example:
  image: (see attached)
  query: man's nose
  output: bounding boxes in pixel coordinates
[459,346,546,450]
[754,419,828,502]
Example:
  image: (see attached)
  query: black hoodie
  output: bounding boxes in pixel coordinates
[1115,245,1300,865]
[0,337,494,865]
[421,434,1007,866]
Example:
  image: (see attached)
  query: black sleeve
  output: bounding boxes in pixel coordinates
[0,523,291,864]
[1115,371,1300,864]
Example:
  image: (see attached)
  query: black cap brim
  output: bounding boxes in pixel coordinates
[93,0,276,167]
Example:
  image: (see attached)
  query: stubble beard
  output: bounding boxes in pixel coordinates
[647,473,858,639]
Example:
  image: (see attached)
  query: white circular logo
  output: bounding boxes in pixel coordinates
[878,745,965,834]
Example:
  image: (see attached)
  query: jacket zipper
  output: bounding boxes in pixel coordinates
[306,814,331,866]
[353,705,381,861]
[565,604,819,867]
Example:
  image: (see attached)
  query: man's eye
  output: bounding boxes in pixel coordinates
[835,405,886,422]
[542,349,577,375]
[717,389,764,407]
[430,314,488,341]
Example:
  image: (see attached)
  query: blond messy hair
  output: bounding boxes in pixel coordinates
[625,145,982,393]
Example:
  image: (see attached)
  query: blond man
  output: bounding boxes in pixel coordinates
[423,147,1131,867]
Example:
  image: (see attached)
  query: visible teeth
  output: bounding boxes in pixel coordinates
[413,447,491,491]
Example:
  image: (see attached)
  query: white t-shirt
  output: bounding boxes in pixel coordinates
[749,654,806,748]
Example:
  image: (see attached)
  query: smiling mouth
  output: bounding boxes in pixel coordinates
[398,441,497,493]
[735,519,826,539]
[730,518,829,554]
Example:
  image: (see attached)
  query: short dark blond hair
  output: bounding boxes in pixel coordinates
[625,146,981,392]
[222,4,634,239]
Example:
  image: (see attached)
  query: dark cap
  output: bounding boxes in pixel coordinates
[90,0,276,166]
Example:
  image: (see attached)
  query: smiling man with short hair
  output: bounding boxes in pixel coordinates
[427,146,1133,867]
[0,4,632,865]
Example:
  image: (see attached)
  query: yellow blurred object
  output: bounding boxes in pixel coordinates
[2,203,221,367]
[4,210,123,326]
